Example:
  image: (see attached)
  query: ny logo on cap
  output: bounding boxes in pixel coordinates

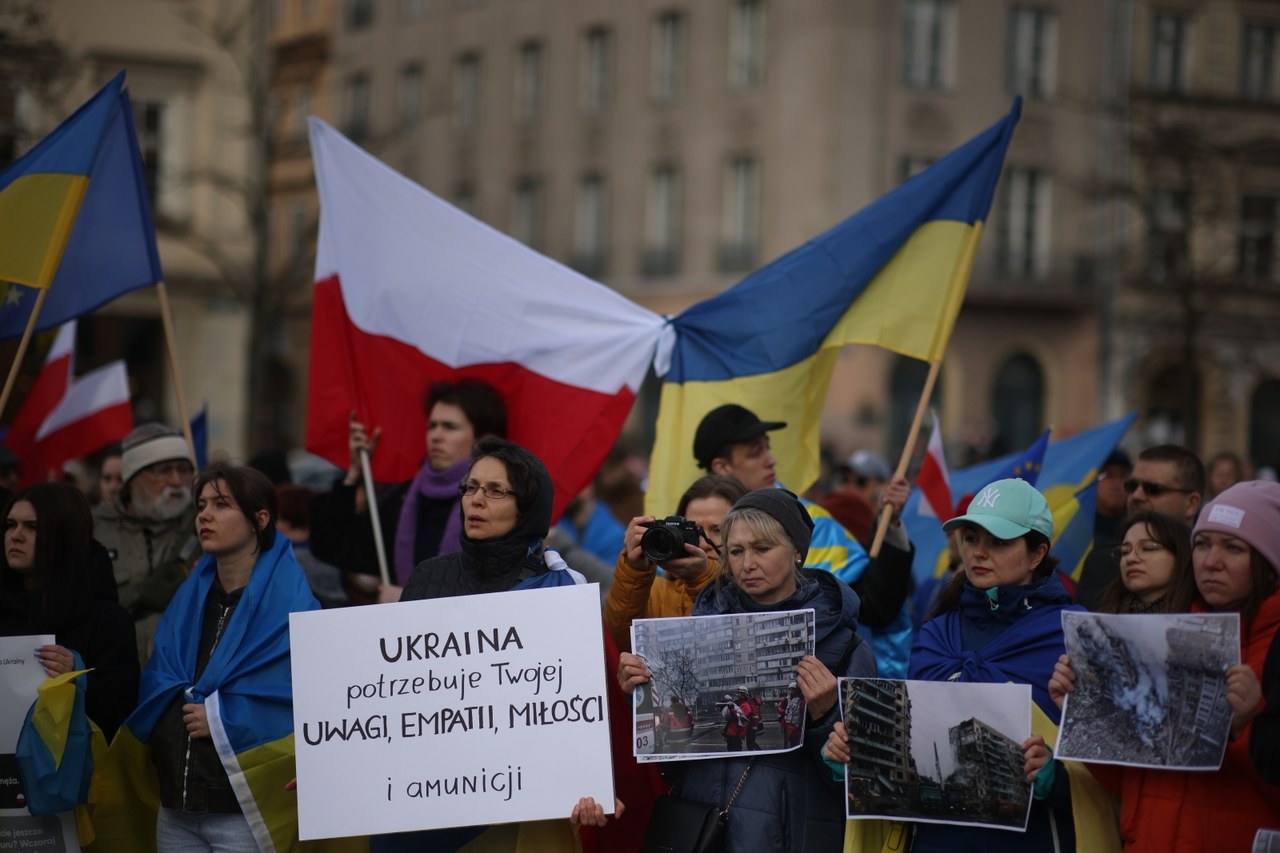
[973,485,1001,509]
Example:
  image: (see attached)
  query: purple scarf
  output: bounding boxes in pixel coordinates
[393,457,468,584]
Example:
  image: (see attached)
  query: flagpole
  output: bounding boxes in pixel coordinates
[0,288,50,424]
[359,447,393,587]
[155,281,198,462]
[869,358,942,558]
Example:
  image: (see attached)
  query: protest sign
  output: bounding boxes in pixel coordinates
[1057,611,1239,770]
[290,583,614,840]
[632,610,815,762]
[840,679,1033,832]
[0,635,78,852]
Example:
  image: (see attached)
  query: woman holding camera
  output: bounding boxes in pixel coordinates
[605,475,746,651]
[619,488,875,852]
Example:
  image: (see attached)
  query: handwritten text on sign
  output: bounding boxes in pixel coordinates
[290,583,614,840]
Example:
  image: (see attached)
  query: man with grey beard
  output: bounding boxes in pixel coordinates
[93,423,199,664]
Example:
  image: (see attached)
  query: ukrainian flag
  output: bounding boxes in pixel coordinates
[904,413,1138,588]
[85,535,362,853]
[646,99,1021,517]
[0,71,161,337]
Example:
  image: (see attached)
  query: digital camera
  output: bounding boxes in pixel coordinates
[640,516,705,563]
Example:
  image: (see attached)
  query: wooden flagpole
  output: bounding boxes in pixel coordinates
[359,447,392,587]
[869,358,942,558]
[0,288,51,423]
[155,281,198,461]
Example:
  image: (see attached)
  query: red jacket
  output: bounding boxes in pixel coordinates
[1090,591,1280,851]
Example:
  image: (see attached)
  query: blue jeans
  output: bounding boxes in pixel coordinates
[156,807,258,852]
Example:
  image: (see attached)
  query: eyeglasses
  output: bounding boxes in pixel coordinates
[1112,543,1168,562]
[1122,478,1192,497]
[458,480,515,500]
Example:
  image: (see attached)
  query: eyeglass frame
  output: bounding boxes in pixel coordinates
[458,480,515,500]
[1122,478,1193,498]
[1111,541,1170,563]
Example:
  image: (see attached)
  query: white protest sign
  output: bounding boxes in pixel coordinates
[0,635,79,853]
[290,583,614,840]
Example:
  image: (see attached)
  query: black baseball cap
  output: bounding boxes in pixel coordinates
[693,404,787,470]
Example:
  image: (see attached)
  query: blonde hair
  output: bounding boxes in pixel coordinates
[718,506,805,589]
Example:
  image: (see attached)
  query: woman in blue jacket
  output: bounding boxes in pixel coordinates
[621,488,876,851]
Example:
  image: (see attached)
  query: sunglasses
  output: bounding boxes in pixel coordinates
[1122,478,1192,497]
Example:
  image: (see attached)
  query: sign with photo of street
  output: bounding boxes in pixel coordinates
[1056,611,1240,770]
[840,679,1033,832]
[631,609,816,763]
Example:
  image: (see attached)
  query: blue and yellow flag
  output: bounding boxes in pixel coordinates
[646,99,1021,516]
[0,71,161,337]
[904,413,1138,587]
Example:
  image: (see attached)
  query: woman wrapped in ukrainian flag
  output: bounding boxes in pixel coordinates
[89,462,355,852]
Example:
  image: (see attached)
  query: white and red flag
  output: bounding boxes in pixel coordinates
[916,410,955,521]
[5,321,132,483]
[305,119,668,517]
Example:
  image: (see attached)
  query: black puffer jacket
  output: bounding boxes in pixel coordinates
[663,570,877,852]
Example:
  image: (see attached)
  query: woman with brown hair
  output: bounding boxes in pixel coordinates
[1094,509,1196,614]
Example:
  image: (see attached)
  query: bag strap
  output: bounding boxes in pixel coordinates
[722,760,755,817]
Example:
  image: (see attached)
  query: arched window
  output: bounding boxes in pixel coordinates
[1145,363,1197,447]
[888,357,940,463]
[1250,379,1280,472]
[991,353,1043,454]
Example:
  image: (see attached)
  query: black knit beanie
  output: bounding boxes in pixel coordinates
[733,488,814,563]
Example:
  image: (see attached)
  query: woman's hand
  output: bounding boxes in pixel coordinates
[378,583,403,604]
[1228,664,1264,738]
[343,412,382,486]
[1048,654,1076,711]
[569,796,624,827]
[822,721,851,764]
[183,703,210,739]
[622,517,657,573]
[1022,735,1050,781]
[36,644,74,677]
[661,542,710,583]
[616,653,651,695]
[796,655,838,720]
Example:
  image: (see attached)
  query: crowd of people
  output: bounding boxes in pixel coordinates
[4,375,1280,852]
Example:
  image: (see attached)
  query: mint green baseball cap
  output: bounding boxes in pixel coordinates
[941,478,1054,540]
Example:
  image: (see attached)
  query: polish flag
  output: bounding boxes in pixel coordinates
[35,360,133,471]
[6,323,76,483]
[917,410,955,521]
[305,119,668,518]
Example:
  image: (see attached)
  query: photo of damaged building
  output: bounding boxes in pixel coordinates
[840,679,1032,830]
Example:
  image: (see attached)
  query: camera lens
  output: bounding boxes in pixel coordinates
[641,525,682,563]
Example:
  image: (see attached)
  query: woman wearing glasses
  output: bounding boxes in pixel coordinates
[1051,480,1280,850]
[374,438,602,852]
[1094,510,1196,614]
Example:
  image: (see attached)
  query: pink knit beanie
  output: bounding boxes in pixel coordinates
[1193,480,1280,575]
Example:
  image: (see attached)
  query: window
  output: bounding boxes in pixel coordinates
[514,40,543,123]
[581,27,611,113]
[511,179,542,249]
[455,53,481,131]
[1242,23,1277,101]
[995,168,1051,278]
[0,86,16,167]
[399,64,424,128]
[991,354,1044,452]
[348,0,374,29]
[652,11,686,103]
[1240,196,1278,281]
[133,99,165,209]
[1150,12,1189,93]
[643,166,682,276]
[289,200,309,257]
[719,156,760,272]
[344,72,371,141]
[903,0,956,90]
[573,174,608,276]
[1251,379,1280,473]
[455,185,475,216]
[1007,6,1057,99]
[292,88,312,143]
[728,0,766,90]
[1147,188,1189,282]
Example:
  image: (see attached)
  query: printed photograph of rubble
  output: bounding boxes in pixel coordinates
[839,679,1033,831]
[1057,611,1240,770]
[631,609,815,762]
